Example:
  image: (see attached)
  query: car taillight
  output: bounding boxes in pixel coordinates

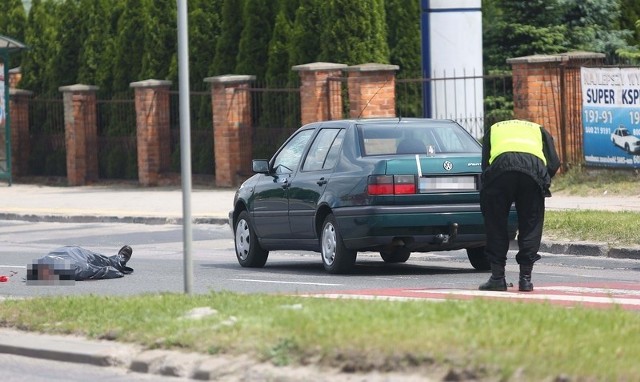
[394,175,416,194]
[368,175,416,195]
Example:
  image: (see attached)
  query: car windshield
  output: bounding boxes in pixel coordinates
[620,129,630,136]
[357,122,481,156]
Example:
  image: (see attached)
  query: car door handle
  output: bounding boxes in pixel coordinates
[316,177,327,186]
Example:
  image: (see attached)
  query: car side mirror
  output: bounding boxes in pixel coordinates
[252,159,270,174]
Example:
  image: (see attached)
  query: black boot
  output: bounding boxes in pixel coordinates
[117,245,133,264]
[479,264,507,291]
[519,264,534,292]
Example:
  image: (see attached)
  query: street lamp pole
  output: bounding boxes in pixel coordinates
[177,0,193,294]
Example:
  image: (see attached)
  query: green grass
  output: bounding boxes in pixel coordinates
[545,210,640,245]
[1,293,638,380]
[551,166,640,196]
[544,166,640,246]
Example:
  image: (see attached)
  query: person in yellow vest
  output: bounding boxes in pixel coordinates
[479,119,560,292]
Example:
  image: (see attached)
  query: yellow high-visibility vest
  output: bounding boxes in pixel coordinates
[489,120,546,165]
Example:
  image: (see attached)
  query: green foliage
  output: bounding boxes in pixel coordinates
[0,0,27,65]
[318,0,389,65]
[385,0,421,117]
[211,0,244,76]
[235,0,274,81]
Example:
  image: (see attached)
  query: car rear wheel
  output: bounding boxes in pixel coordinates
[320,214,356,274]
[380,247,411,263]
[466,246,490,270]
[234,210,269,268]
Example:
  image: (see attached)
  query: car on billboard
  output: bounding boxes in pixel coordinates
[228,118,518,274]
[611,126,640,154]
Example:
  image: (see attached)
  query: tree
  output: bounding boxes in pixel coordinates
[484,0,567,71]
[76,0,117,91]
[289,0,323,67]
[558,0,633,60]
[0,0,27,66]
[385,0,421,117]
[211,0,244,76]
[49,0,85,88]
[141,0,176,81]
[19,0,54,94]
[235,0,275,81]
[318,0,389,65]
[111,0,147,93]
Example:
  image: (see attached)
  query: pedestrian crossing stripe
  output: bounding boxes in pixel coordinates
[303,283,640,310]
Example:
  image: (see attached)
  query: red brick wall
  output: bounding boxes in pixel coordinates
[9,89,32,176]
[131,80,171,186]
[207,75,255,187]
[60,85,99,186]
[346,64,398,119]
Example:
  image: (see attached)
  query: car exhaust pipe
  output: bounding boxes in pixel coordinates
[432,223,459,244]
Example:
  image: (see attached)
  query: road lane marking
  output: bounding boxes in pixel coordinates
[230,278,342,286]
[412,289,640,306]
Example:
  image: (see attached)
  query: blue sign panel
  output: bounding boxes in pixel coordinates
[581,67,640,168]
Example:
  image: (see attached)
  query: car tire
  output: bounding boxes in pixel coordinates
[234,210,269,268]
[380,248,411,263]
[320,214,356,274]
[466,247,490,270]
[625,143,630,152]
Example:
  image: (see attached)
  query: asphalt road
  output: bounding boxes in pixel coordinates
[1,220,638,301]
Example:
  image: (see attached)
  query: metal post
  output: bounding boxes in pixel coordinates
[177,0,193,294]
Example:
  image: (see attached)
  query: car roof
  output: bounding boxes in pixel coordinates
[302,118,460,130]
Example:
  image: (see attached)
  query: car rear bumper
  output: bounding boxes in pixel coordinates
[332,204,517,251]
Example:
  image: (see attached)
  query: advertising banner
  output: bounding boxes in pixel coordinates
[581,67,640,168]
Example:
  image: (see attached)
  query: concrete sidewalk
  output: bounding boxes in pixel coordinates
[0,183,235,225]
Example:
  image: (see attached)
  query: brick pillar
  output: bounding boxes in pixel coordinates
[130,79,172,186]
[292,62,347,125]
[9,88,32,177]
[346,63,399,119]
[59,84,99,186]
[508,52,605,166]
[204,75,255,187]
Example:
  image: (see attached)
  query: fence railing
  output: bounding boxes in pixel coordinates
[25,71,600,181]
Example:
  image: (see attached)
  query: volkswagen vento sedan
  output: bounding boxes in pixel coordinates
[229,118,517,274]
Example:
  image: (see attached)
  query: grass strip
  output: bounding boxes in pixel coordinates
[1,292,638,380]
[545,210,640,246]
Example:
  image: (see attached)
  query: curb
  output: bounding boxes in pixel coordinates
[540,239,640,260]
[0,213,228,226]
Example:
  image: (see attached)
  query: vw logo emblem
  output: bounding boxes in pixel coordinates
[443,161,453,171]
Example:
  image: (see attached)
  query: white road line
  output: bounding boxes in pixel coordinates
[304,294,441,302]
[412,289,640,306]
[230,278,342,286]
[535,286,640,296]
[0,265,26,269]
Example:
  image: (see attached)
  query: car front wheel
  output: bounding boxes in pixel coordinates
[234,210,269,268]
[466,246,490,270]
[320,214,356,274]
[380,247,411,263]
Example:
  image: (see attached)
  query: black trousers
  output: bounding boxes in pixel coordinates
[480,171,544,267]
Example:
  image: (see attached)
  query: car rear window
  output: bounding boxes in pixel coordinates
[357,123,481,156]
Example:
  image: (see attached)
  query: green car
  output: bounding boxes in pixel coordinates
[229,118,517,274]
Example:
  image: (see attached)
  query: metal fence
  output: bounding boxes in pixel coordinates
[248,78,301,160]
[27,95,66,176]
[96,92,137,179]
[22,72,557,180]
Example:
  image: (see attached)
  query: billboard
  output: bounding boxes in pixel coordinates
[581,67,640,168]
